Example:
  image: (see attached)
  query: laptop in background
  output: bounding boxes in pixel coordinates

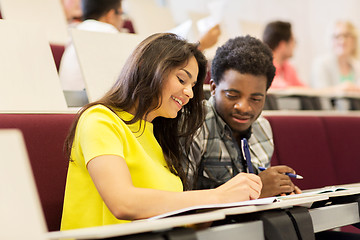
[63,90,89,108]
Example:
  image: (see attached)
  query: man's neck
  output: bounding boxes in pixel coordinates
[232,127,252,146]
[273,51,286,67]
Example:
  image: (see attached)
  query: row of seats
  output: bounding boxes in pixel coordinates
[264,94,360,111]
[1,113,360,231]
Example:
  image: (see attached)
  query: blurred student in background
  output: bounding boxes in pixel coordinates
[312,20,360,93]
[263,21,307,89]
[61,33,262,230]
[61,0,82,25]
[59,0,124,92]
[197,24,221,52]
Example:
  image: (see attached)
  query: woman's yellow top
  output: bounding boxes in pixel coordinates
[61,105,182,230]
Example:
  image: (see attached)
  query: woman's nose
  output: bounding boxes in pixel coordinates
[183,85,194,99]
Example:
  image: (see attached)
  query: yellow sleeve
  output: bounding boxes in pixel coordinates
[77,105,126,165]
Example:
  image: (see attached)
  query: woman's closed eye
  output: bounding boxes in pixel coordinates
[177,76,185,84]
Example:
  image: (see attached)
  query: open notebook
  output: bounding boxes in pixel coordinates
[150,185,360,220]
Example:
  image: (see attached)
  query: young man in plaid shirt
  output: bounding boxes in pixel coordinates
[184,35,301,197]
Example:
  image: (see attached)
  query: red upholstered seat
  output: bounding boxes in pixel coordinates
[0,113,75,231]
[321,117,360,185]
[50,44,65,72]
[265,116,338,190]
[123,19,136,34]
[269,147,280,166]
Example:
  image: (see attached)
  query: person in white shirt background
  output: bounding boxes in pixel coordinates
[59,0,124,92]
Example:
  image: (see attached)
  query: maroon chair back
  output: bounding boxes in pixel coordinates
[123,19,136,33]
[322,116,360,185]
[265,116,338,190]
[0,113,76,231]
[50,44,65,72]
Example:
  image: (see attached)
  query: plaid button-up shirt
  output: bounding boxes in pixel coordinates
[184,97,274,190]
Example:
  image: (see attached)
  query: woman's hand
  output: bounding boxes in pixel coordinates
[214,172,262,203]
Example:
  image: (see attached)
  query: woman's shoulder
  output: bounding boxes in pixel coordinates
[82,104,117,117]
[312,54,339,75]
[80,104,135,125]
[79,104,124,125]
[76,105,134,138]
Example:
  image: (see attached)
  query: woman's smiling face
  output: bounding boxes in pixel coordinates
[147,56,199,122]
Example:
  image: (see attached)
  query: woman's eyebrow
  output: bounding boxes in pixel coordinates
[180,68,193,79]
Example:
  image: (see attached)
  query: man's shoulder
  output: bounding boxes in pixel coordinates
[77,20,119,33]
[201,99,219,127]
[204,100,216,120]
[253,115,271,127]
[195,100,221,140]
[252,116,272,137]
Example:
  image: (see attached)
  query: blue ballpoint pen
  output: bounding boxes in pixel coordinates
[241,138,254,174]
[258,167,304,179]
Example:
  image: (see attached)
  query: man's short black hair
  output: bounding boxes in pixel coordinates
[81,0,121,21]
[262,21,292,50]
[211,35,275,90]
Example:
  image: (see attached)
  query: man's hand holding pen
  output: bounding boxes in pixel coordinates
[258,165,302,198]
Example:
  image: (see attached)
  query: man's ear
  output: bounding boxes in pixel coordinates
[278,40,288,51]
[209,79,217,96]
[102,9,116,24]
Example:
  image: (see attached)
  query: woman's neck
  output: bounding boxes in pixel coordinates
[337,55,352,75]
[127,106,155,123]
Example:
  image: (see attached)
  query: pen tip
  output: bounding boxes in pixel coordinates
[297,175,304,179]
